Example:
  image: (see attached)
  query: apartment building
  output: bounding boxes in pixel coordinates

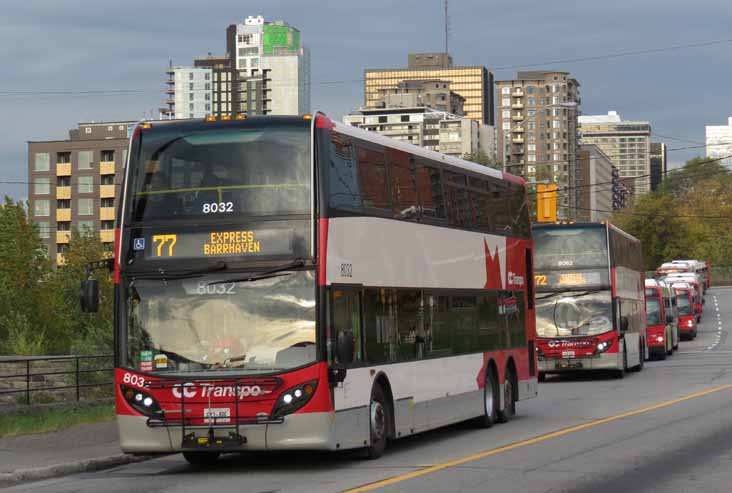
[705,116,732,167]
[364,53,494,125]
[577,145,615,221]
[495,71,581,219]
[162,15,310,119]
[579,111,652,197]
[27,122,133,265]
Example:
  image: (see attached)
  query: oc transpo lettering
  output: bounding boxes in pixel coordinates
[171,383,269,399]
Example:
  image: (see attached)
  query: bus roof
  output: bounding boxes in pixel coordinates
[532,222,641,243]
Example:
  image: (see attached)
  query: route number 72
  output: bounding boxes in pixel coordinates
[152,234,177,257]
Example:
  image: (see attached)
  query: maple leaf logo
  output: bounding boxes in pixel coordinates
[484,239,503,289]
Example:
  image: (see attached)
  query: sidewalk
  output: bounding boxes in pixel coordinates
[0,420,150,486]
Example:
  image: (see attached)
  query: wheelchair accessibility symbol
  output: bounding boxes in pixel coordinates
[133,238,145,251]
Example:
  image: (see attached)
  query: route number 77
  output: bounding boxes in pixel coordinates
[152,234,177,257]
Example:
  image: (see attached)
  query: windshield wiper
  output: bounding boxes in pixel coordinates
[132,261,228,280]
[536,288,604,301]
[207,258,306,286]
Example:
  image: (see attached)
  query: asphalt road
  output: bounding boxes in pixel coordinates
[9,287,732,493]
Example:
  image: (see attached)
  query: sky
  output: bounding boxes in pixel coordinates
[1,0,731,200]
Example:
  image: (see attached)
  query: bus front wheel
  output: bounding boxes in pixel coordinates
[477,367,499,428]
[182,451,220,466]
[365,385,389,460]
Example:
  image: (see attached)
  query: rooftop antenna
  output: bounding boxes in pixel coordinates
[444,0,449,65]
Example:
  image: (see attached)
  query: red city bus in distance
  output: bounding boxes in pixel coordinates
[664,274,703,322]
[644,279,678,359]
[533,222,646,380]
[83,114,538,465]
[667,282,698,339]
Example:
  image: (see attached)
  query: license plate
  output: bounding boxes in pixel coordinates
[204,407,231,424]
[561,350,576,359]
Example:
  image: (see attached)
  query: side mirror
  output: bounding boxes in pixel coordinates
[80,279,99,313]
[666,314,674,324]
[620,316,629,332]
[335,329,355,364]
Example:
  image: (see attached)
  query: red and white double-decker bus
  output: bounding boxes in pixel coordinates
[532,222,646,380]
[82,114,537,464]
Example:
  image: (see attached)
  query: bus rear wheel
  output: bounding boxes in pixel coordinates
[365,385,389,460]
[498,367,516,423]
[182,451,220,466]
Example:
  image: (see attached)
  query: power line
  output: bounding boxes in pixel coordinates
[2,37,732,98]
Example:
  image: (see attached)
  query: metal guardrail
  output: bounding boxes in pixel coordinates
[0,354,113,406]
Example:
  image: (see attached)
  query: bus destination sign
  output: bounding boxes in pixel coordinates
[534,269,608,290]
[144,229,293,259]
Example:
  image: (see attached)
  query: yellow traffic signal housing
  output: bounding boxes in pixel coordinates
[536,184,557,222]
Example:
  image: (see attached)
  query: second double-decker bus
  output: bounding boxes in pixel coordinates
[644,279,679,359]
[532,222,646,380]
[667,281,698,339]
[81,113,537,465]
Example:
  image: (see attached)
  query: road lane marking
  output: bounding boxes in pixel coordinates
[343,384,732,493]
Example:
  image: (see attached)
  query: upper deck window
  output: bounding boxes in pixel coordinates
[129,122,311,223]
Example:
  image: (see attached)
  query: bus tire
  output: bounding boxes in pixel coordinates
[631,340,644,372]
[538,372,546,383]
[477,366,499,428]
[498,366,517,423]
[365,385,389,460]
[614,346,627,379]
[182,451,220,466]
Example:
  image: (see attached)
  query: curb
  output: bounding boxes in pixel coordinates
[0,454,155,488]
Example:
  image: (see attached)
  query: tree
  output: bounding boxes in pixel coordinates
[0,197,54,353]
[52,231,114,354]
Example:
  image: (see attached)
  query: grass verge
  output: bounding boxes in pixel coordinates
[0,404,115,438]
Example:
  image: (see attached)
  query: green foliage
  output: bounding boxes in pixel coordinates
[611,157,732,270]
[0,404,115,438]
[0,197,113,356]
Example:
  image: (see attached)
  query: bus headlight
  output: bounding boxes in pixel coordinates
[272,380,318,418]
[596,341,610,354]
[656,336,664,343]
[121,385,161,417]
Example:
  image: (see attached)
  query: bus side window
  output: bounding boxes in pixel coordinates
[387,150,418,220]
[331,289,362,364]
[415,161,446,220]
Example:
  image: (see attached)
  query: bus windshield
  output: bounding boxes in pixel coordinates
[677,294,692,315]
[533,226,608,270]
[129,122,311,223]
[536,290,613,337]
[646,298,661,325]
[125,270,317,375]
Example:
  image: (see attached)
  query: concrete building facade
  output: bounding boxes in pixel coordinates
[344,107,495,160]
[163,15,310,119]
[705,117,732,167]
[495,71,581,219]
[28,122,133,265]
[579,111,652,197]
[364,53,494,125]
[577,145,615,221]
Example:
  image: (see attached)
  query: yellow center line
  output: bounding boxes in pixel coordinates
[343,383,732,493]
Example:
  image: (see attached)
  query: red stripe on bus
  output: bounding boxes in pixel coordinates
[316,115,335,129]
[502,172,525,185]
[318,218,329,286]
[114,228,121,284]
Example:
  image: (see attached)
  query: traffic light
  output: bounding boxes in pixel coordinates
[536,183,557,222]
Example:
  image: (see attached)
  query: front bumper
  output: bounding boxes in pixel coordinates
[538,351,621,373]
[118,412,336,454]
